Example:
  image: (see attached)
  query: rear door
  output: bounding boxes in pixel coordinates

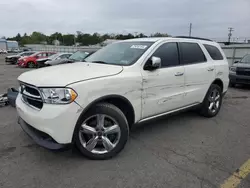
[179,42,216,106]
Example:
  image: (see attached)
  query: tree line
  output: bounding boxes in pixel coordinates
[7,32,170,46]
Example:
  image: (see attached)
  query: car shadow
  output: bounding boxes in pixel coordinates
[233,84,250,90]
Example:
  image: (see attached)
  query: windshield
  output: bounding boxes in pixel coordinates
[69,51,90,61]
[85,41,153,65]
[240,54,250,64]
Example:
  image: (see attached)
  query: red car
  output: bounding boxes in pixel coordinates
[17,52,56,68]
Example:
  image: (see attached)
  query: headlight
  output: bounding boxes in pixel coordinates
[229,66,236,72]
[39,88,77,104]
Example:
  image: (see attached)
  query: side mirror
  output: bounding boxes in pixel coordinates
[144,56,161,70]
[234,61,239,64]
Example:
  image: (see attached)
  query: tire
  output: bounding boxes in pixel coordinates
[27,62,35,68]
[74,103,129,160]
[199,84,222,118]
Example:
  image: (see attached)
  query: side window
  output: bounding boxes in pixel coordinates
[204,44,224,60]
[180,42,206,65]
[151,42,179,68]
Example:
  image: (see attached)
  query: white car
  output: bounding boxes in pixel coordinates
[16,37,229,159]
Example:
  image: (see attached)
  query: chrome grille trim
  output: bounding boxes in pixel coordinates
[20,82,43,110]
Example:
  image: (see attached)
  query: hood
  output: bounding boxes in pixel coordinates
[18,62,123,87]
[234,63,250,68]
[19,56,31,60]
[7,55,19,58]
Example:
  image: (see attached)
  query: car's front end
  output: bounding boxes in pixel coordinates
[17,58,28,67]
[16,62,124,150]
[37,58,50,68]
[229,66,250,85]
[5,55,20,63]
[16,82,81,149]
[229,55,250,86]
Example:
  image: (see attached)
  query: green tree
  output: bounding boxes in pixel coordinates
[62,34,75,46]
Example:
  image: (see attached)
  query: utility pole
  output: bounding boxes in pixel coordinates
[189,23,192,37]
[228,27,234,43]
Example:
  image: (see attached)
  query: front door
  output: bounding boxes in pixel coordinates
[141,42,185,119]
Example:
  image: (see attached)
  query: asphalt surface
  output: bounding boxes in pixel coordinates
[0,54,250,188]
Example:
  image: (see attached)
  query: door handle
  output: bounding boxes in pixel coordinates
[207,67,214,71]
[175,72,184,76]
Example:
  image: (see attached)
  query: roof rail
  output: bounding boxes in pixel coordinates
[174,36,213,42]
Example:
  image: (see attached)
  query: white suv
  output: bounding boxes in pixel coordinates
[16,37,229,159]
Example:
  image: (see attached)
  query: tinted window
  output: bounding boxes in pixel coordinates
[204,44,223,60]
[151,42,179,67]
[180,42,206,64]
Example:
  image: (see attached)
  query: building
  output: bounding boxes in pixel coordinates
[7,40,19,51]
[0,39,7,50]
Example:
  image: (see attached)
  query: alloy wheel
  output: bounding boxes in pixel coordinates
[208,89,220,113]
[78,114,121,154]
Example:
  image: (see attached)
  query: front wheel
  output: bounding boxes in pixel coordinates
[199,84,222,118]
[74,103,129,160]
[27,62,35,68]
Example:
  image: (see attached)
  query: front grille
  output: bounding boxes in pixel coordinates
[236,68,250,76]
[20,83,43,110]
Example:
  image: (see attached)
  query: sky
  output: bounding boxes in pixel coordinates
[0,0,250,39]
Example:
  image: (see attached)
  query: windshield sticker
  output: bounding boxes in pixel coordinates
[130,45,148,49]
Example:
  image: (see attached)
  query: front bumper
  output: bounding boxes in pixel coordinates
[229,74,250,84]
[17,60,27,67]
[16,94,83,147]
[18,117,69,150]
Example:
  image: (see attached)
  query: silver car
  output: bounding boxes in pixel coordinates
[38,53,72,67]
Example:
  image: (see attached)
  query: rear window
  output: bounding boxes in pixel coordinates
[180,42,206,65]
[204,44,224,60]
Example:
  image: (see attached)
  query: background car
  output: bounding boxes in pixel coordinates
[0,49,7,54]
[229,54,250,87]
[5,51,36,64]
[45,50,96,66]
[17,51,56,68]
[37,52,72,68]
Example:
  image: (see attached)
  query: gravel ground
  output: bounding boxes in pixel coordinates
[0,54,250,188]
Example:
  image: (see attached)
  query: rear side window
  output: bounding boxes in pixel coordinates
[151,42,179,68]
[204,44,223,60]
[180,42,206,65]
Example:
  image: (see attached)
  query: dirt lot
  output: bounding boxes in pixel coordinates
[0,54,250,188]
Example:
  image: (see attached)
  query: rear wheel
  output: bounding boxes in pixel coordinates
[74,103,129,160]
[199,84,222,117]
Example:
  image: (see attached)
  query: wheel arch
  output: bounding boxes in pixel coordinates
[202,78,224,103]
[73,95,136,142]
[212,78,224,92]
